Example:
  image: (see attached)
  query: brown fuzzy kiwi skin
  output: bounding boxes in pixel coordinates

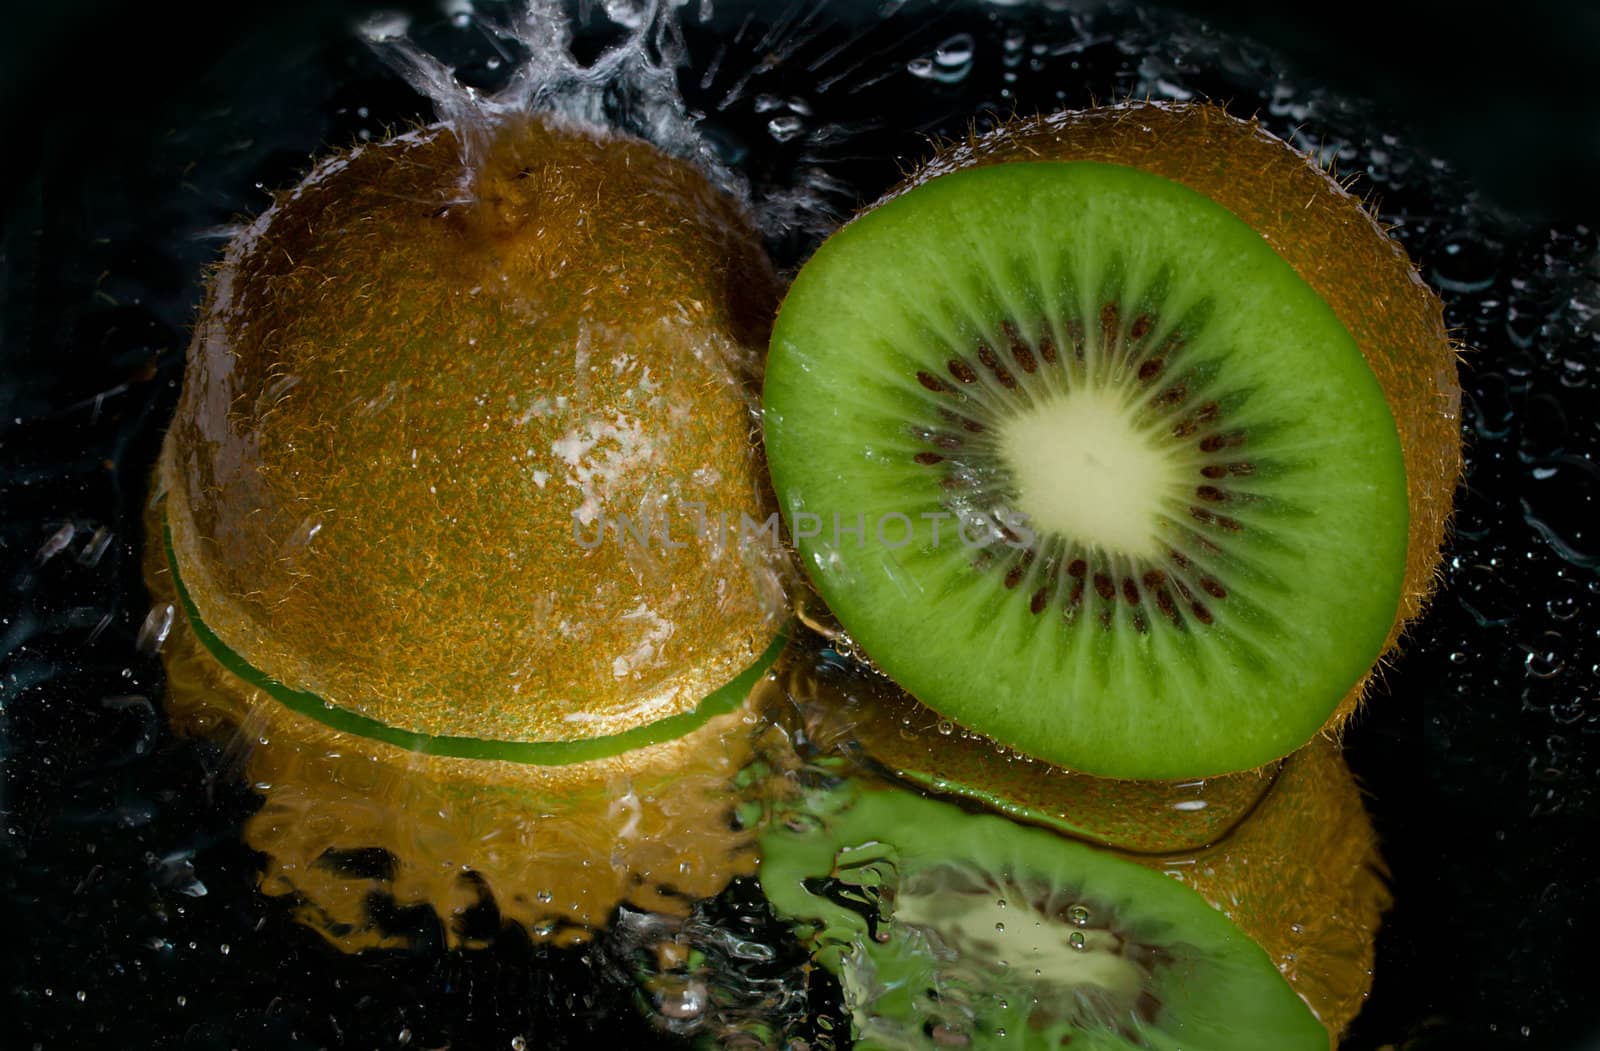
[159,114,786,747]
[882,100,1462,732]
[1145,734,1390,1044]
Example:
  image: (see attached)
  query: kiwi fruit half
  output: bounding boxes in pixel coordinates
[156,113,786,761]
[145,114,792,942]
[780,636,1278,854]
[763,101,1459,779]
[759,736,1386,1047]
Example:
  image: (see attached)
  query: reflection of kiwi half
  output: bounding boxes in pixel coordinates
[763,102,1459,779]
[147,533,787,948]
[146,115,791,942]
[760,736,1386,1047]
[781,639,1277,854]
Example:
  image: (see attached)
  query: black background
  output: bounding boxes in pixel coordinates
[8,0,1600,224]
[3,1,1599,1049]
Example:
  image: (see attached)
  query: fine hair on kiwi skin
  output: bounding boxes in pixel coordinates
[776,632,1280,856]
[761,99,1462,780]
[156,112,790,759]
[760,733,1387,1048]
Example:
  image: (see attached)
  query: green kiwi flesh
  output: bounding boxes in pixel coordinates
[763,161,1408,779]
[759,779,1325,1049]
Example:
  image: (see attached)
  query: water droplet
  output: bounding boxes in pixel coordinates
[1524,637,1566,679]
[656,978,708,1020]
[1067,903,1091,926]
[1430,234,1500,293]
[767,115,805,143]
[35,522,75,564]
[1068,931,1087,951]
[357,11,412,42]
[935,33,974,66]
[908,33,976,83]
[135,604,175,655]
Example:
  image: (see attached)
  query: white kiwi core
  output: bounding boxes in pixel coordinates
[997,389,1183,559]
[895,887,1147,1006]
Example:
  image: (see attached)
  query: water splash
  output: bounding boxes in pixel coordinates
[356,0,728,186]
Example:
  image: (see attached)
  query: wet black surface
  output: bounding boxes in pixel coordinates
[3,1,1598,1048]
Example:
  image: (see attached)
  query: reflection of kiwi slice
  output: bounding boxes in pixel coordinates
[782,640,1277,854]
[760,782,1323,1049]
[157,114,787,761]
[760,736,1386,1046]
[764,102,1460,779]
[1170,736,1391,1039]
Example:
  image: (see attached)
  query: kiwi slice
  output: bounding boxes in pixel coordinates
[765,157,1409,778]
[911,102,1462,735]
[911,103,1462,676]
[156,114,787,759]
[760,780,1325,1049]
[760,736,1386,1046]
[780,637,1278,854]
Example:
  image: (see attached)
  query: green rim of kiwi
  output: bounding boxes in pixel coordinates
[164,520,788,765]
[763,160,1409,779]
[759,777,1325,1049]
